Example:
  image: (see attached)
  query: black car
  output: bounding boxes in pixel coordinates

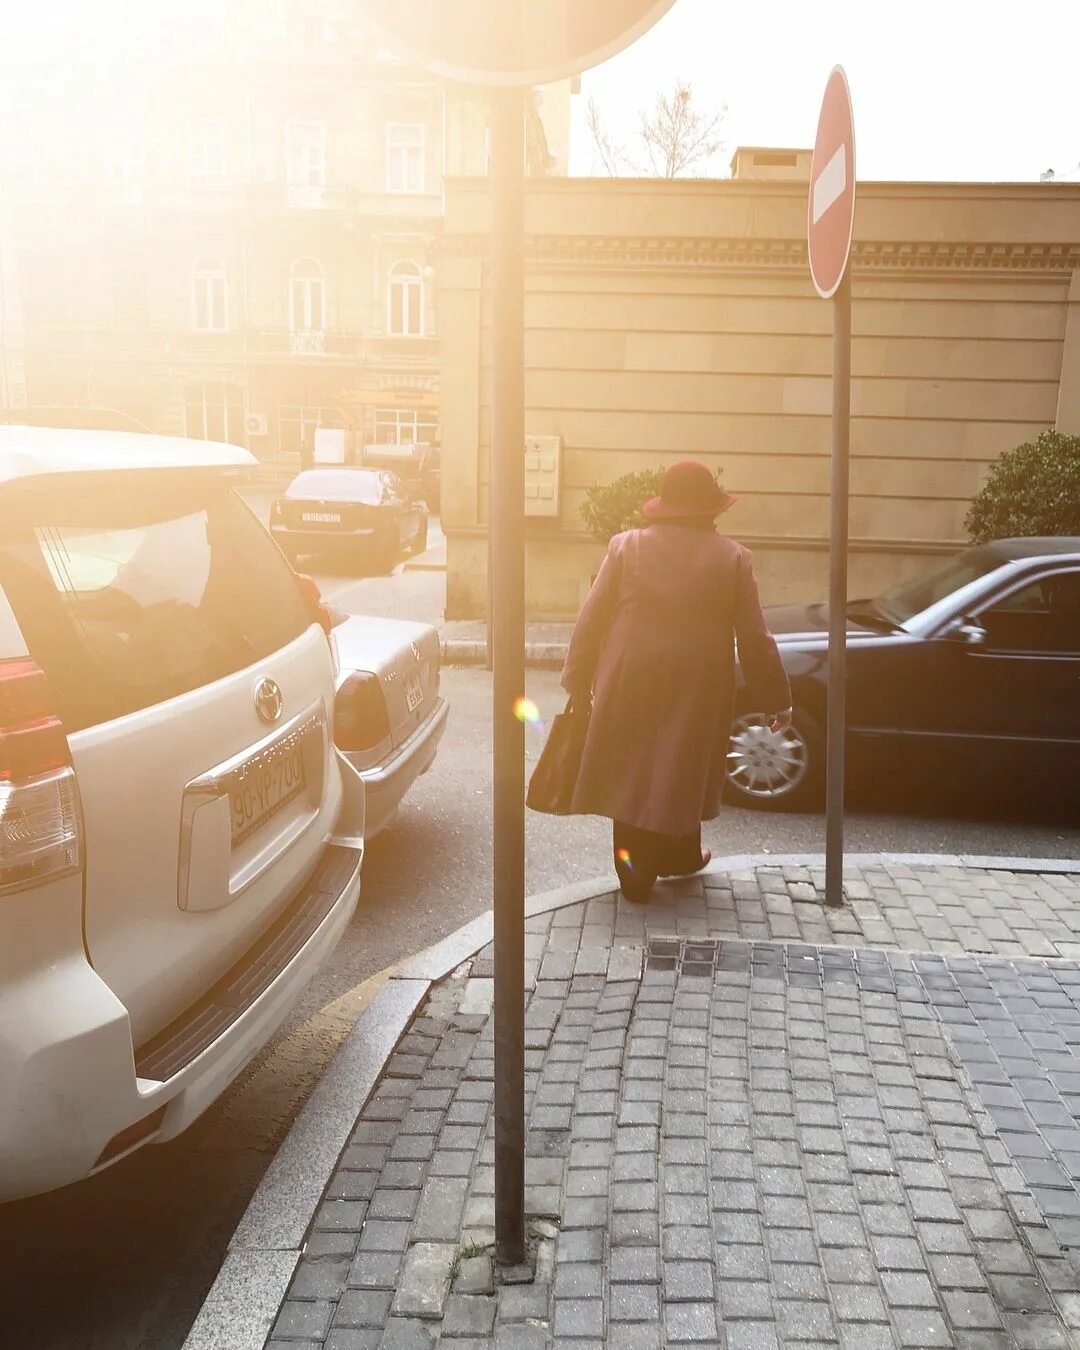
[728,538,1080,810]
[270,468,429,572]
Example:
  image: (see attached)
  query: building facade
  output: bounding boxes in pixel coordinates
[439,151,1080,617]
[0,1,565,466]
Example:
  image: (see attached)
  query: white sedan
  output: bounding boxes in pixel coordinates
[332,615,448,836]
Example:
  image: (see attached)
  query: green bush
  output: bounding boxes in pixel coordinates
[580,464,726,544]
[966,429,1080,543]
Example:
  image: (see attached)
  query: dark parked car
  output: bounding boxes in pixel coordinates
[727,537,1080,810]
[270,468,428,572]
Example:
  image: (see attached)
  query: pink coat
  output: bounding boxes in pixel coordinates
[561,525,791,836]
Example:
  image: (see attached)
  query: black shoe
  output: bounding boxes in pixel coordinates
[615,853,656,902]
[661,849,712,880]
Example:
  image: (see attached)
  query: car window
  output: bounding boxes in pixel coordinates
[0,476,311,732]
[287,469,381,501]
[876,548,1003,626]
[980,572,1080,654]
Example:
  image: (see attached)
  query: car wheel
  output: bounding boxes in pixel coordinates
[410,519,429,556]
[725,706,824,812]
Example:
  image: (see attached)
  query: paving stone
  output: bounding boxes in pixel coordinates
[272,1300,334,1341]
[553,1298,605,1338]
[441,1293,497,1336]
[290,1256,352,1301]
[556,1229,604,1263]
[330,1289,394,1330]
[379,1318,439,1349]
[608,1326,663,1350]
[453,1254,494,1296]
[498,1283,549,1322]
[553,1262,603,1299]
[663,1300,718,1343]
[349,1251,405,1290]
[610,1284,661,1322]
[412,1177,469,1241]
[391,1243,456,1318]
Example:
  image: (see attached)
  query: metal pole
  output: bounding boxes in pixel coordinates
[490,84,526,1266]
[825,267,851,907]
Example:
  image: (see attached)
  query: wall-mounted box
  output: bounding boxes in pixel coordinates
[524,434,561,517]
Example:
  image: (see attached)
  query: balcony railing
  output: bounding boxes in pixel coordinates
[286,183,327,210]
[289,329,326,355]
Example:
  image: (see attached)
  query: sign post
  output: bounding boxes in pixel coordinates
[489,84,527,1262]
[356,0,678,1266]
[808,66,856,909]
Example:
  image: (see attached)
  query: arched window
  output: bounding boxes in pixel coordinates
[193,258,227,332]
[289,258,324,333]
[387,260,423,337]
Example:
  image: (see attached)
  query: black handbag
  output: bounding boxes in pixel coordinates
[526,697,589,815]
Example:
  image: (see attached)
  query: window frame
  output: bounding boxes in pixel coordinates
[385,122,426,194]
[192,258,228,333]
[973,567,1080,656]
[187,117,226,180]
[386,260,424,338]
[288,258,325,334]
[184,381,244,443]
[285,119,327,188]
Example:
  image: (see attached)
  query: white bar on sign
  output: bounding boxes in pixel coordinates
[812,144,847,225]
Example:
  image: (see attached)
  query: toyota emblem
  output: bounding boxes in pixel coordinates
[254,677,284,724]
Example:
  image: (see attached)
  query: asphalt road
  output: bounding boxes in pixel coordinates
[3,539,1080,1350]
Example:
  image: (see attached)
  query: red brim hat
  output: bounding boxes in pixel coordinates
[643,491,737,520]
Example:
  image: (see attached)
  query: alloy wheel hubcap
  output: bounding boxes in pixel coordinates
[726,716,809,798]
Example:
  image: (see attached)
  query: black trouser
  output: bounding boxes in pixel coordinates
[612,820,703,894]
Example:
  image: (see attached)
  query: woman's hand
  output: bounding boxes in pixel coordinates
[768,707,793,733]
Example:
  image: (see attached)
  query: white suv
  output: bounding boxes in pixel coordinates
[0,428,365,1201]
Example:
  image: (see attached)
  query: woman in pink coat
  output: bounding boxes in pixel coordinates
[562,460,792,901]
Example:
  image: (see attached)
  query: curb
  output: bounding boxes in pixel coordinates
[181,851,1080,1350]
[441,638,568,668]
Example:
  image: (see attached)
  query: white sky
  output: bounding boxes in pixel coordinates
[570,0,1080,182]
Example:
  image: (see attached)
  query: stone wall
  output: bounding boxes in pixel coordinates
[439,176,1080,620]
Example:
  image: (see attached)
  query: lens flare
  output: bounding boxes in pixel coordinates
[616,848,633,871]
[513,696,544,731]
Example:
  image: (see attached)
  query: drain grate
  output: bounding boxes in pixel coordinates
[644,937,905,992]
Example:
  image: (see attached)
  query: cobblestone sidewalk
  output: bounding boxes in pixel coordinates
[266,862,1080,1349]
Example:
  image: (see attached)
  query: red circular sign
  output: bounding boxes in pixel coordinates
[808,66,856,299]
[357,0,678,86]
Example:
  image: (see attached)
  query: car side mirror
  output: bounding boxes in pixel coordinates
[943,617,987,648]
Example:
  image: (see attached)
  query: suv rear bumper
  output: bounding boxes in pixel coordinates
[0,842,361,1203]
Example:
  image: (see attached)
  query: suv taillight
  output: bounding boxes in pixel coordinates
[0,659,82,894]
[335,672,391,752]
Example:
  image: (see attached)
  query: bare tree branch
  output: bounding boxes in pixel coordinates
[585,95,627,177]
[637,82,725,178]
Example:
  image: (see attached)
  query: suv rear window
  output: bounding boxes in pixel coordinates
[0,474,311,732]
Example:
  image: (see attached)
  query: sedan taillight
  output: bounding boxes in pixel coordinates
[335,672,391,752]
[0,659,82,894]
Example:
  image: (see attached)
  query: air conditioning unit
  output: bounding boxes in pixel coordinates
[245,411,268,436]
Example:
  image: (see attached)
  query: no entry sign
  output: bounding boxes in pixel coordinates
[808,66,856,300]
[358,0,678,85]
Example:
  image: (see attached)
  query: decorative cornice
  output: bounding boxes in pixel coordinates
[440,235,1080,276]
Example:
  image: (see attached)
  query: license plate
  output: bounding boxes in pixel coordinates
[230,740,307,846]
[301,511,341,525]
[405,673,425,713]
